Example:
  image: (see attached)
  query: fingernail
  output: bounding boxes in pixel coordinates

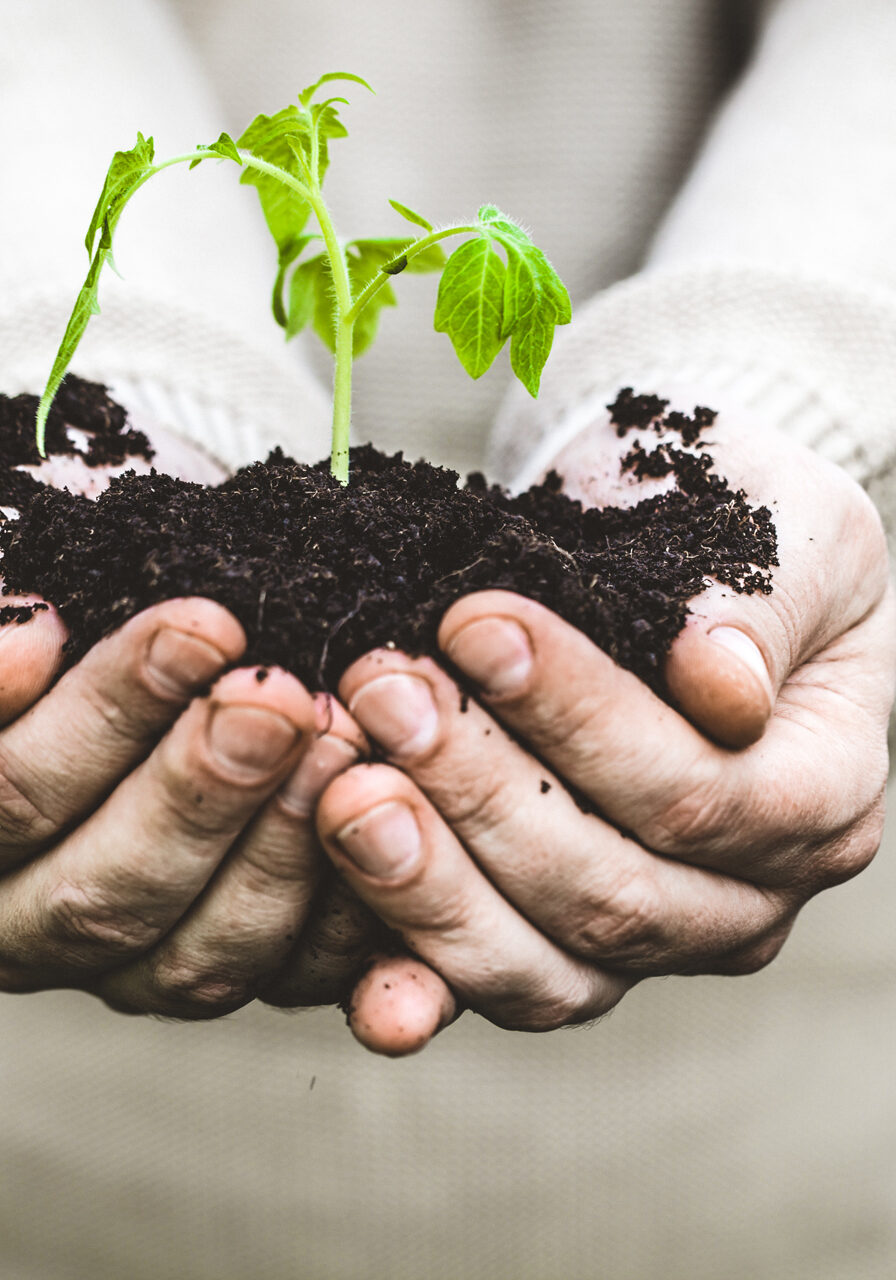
[444,617,533,697]
[146,627,228,696]
[336,802,422,879]
[348,673,438,757]
[708,626,772,692]
[278,736,360,817]
[206,703,301,777]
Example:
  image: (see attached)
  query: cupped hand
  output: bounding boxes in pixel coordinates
[0,422,381,1019]
[326,399,895,1054]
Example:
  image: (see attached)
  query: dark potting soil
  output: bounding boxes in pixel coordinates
[0,378,777,697]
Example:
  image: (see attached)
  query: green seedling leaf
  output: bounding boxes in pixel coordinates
[237,107,315,249]
[287,253,330,339]
[299,71,374,106]
[305,241,404,356]
[349,237,446,275]
[36,70,570,480]
[189,131,242,169]
[477,206,571,396]
[388,199,433,232]
[275,235,321,332]
[344,243,402,355]
[434,235,506,379]
[38,133,157,452]
[84,132,155,257]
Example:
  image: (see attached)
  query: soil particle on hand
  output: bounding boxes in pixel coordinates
[0,380,777,699]
[0,602,48,625]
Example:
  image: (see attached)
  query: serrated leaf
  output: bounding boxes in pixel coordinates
[85,132,155,256]
[475,207,571,396]
[286,253,329,339]
[190,130,242,169]
[307,102,349,182]
[350,280,396,356]
[299,71,374,106]
[36,242,107,452]
[345,243,401,355]
[236,107,315,252]
[433,236,507,380]
[389,199,433,232]
[38,133,159,452]
[274,235,320,331]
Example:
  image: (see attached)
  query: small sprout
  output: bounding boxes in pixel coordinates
[37,72,571,483]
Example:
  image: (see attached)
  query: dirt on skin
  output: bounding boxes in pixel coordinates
[0,378,777,697]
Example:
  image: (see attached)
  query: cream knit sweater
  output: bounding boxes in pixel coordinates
[1,4,895,1279]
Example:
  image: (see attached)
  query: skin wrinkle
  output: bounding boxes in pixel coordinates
[0,741,60,853]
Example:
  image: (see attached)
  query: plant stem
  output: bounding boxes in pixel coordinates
[306,189,354,485]
[344,224,478,326]
[179,148,356,483]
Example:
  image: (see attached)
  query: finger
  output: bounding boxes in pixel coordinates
[0,597,246,866]
[0,667,318,989]
[318,763,630,1031]
[665,602,775,748]
[0,593,67,724]
[436,591,890,883]
[346,953,459,1057]
[340,648,793,974]
[551,410,890,748]
[664,445,889,746]
[261,869,389,1008]
[101,698,367,1018]
[261,700,389,1008]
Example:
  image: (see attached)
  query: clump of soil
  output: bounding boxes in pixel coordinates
[0,378,777,696]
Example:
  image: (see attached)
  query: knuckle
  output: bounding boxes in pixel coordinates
[150,953,248,1017]
[447,771,515,840]
[494,967,619,1032]
[812,793,887,889]
[0,753,56,849]
[567,865,663,965]
[46,879,160,962]
[716,923,793,976]
[403,882,474,936]
[642,775,729,856]
[528,694,600,758]
[87,679,154,745]
[152,761,255,842]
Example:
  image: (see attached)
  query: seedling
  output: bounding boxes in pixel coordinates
[36,71,571,483]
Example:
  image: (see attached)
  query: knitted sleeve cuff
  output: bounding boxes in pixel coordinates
[0,283,331,472]
[488,262,896,532]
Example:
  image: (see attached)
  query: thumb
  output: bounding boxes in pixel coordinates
[0,592,67,725]
[665,606,777,750]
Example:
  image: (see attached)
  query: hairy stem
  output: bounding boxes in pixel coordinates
[305,189,354,485]
[345,224,478,326]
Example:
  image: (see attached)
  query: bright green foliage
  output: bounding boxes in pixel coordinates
[84,131,156,259]
[388,200,434,233]
[36,133,157,451]
[435,206,571,396]
[283,237,447,355]
[434,237,506,380]
[188,131,242,169]
[36,71,570,471]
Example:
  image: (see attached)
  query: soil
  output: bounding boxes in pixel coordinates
[0,378,777,698]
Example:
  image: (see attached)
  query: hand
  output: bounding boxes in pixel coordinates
[321,398,895,1053]
[0,421,382,1018]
